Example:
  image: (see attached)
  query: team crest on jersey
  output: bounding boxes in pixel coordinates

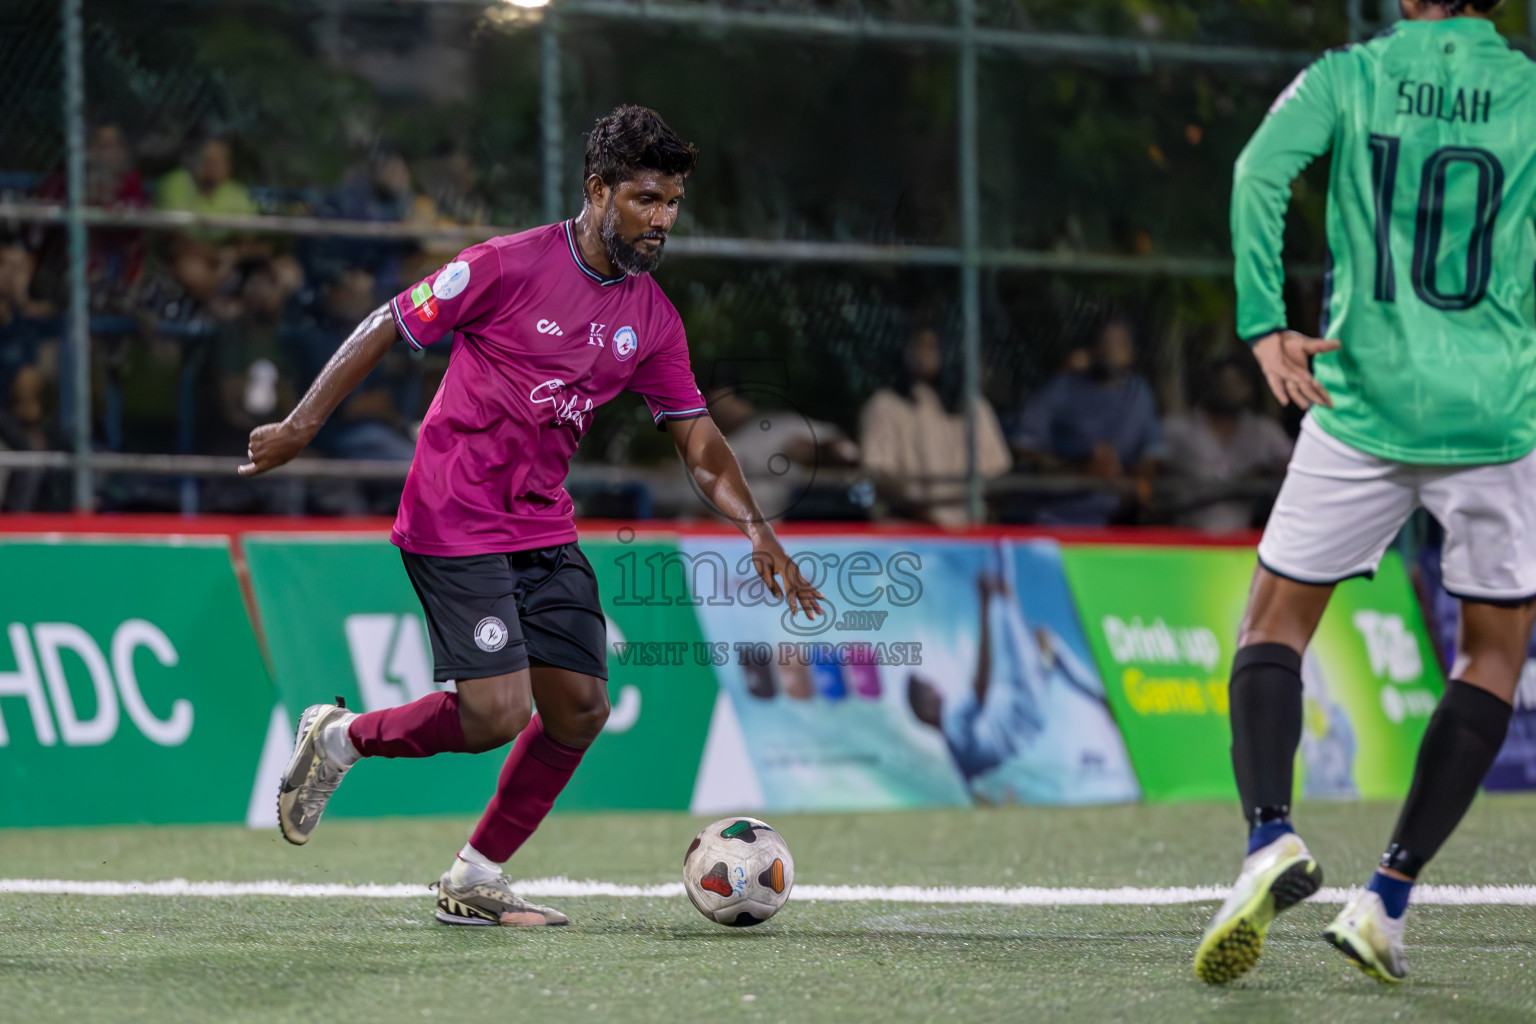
[613,326,638,361]
[432,261,471,301]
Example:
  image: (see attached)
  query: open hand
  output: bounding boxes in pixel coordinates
[1252,330,1340,410]
[750,543,825,620]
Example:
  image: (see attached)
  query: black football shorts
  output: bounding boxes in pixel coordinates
[400,543,608,681]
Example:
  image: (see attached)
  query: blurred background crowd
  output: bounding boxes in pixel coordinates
[3,0,1524,528]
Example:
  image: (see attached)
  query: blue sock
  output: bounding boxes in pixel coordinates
[1366,871,1413,919]
[1246,819,1294,855]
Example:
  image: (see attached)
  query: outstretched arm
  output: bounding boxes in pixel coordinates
[666,414,824,619]
[238,305,400,476]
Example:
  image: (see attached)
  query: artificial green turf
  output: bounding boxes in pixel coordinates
[3,797,1536,1023]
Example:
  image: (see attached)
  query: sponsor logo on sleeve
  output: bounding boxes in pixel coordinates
[410,282,439,321]
[432,261,471,301]
[613,326,638,361]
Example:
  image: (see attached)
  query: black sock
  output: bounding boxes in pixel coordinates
[1384,680,1512,876]
[1229,643,1305,827]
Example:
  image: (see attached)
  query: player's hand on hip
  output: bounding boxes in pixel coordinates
[751,541,825,621]
[238,421,309,477]
[1252,330,1340,410]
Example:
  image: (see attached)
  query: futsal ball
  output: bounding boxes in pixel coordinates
[682,816,794,927]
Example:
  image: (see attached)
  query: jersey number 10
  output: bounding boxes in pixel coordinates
[1367,134,1504,311]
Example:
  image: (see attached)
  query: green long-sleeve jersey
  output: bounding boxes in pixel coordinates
[1233,17,1536,464]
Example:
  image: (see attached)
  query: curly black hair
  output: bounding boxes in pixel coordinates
[582,104,697,195]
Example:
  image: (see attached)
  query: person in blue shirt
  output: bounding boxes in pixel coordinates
[1011,314,1166,525]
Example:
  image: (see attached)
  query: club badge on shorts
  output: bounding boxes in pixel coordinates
[474,616,509,652]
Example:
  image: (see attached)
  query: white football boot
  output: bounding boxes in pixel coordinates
[1194,831,1324,984]
[1324,889,1408,983]
[277,702,356,845]
[434,870,570,927]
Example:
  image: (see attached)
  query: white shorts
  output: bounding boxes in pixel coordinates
[1257,417,1536,602]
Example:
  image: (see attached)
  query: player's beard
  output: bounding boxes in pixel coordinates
[601,201,665,276]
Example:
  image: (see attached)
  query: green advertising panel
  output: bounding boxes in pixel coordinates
[1060,546,1444,803]
[241,533,717,818]
[0,539,276,827]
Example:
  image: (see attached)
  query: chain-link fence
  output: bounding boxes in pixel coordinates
[1,0,1532,524]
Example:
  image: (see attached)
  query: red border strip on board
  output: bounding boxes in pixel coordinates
[0,513,1260,548]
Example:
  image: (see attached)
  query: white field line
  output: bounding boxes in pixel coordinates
[4,878,1536,907]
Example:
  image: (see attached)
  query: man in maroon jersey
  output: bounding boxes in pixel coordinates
[240,106,822,927]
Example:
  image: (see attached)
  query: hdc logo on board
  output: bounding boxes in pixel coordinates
[0,620,192,747]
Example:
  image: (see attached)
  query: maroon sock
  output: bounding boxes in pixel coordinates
[348,691,469,759]
[469,713,586,863]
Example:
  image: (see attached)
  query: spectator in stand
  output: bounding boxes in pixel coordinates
[860,325,1010,527]
[36,121,149,208]
[156,136,256,246]
[1011,314,1165,526]
[0,238,58,412]
[194,258,306,512]
[204,259,301,455]
[110,234,237,456]
[419,142,490,227]
[85,122,149,208]
[86,123,150,312]
[708,378,859,522]
[0,362,69,511]
[286,266,416,463]
[0,238,66,510]
[317,145,420,300]
[1163,356,1293,532]
[33,121,149,315]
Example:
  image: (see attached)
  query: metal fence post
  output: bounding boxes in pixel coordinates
[958,0,982,524]
[62,0,91,511]
[541,10,564,224]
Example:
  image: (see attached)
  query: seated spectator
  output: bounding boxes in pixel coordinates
[36,122,150,315]
[203,259,301,456]
[317,145,420,299]
[1163,356,1293,532]
[86,122,149,208]
[0,238,66,510]
[326,146,415,223]
[1011,315,1165,526]
[157,136,256,243]
[86,123,151,311]
[286,267,415,463]
[419,142,489,227]
[0,237,58,409]
[0,362,70,511]
[36,121,149,208]
[860,325,1010,527]
[708,379,858,522]
[0,236,55,328]
[107,234,238,455]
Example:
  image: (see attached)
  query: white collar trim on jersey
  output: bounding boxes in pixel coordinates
[564,220,627,287]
